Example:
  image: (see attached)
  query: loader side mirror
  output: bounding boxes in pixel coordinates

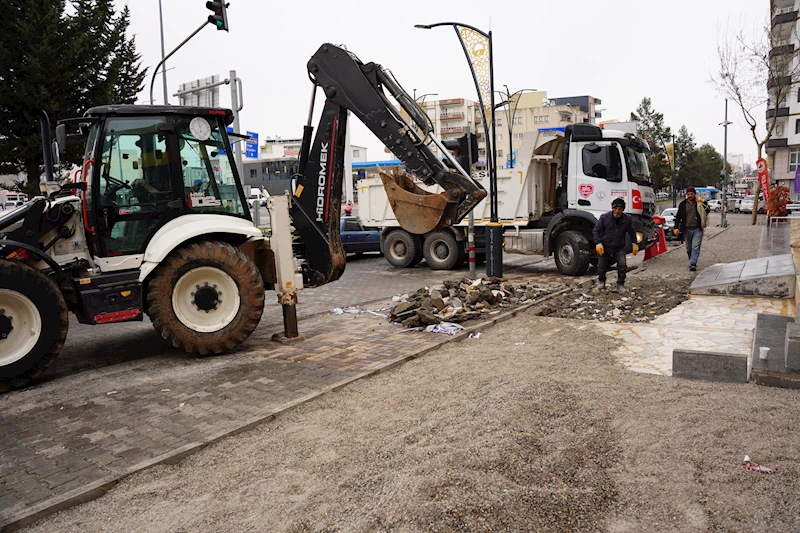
[51,140,60,166]
[55,124,67,154]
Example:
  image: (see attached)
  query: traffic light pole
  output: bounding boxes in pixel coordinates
[149,20,209,105]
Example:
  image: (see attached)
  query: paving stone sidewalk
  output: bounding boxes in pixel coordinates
[0,262,589,532]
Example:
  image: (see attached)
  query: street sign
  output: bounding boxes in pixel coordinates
[245,131,259,158]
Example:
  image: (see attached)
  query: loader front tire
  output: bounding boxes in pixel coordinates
[0,260,69,392]
[146,241,265,355]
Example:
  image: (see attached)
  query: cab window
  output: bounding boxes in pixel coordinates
[582,143,622,182]
[176,116,246,217]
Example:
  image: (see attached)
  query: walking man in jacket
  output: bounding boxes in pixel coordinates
[593,197,639,294]
[673,186,709,271]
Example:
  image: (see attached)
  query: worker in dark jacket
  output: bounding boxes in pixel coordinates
[673,186,709,271]
[592,197,639,293]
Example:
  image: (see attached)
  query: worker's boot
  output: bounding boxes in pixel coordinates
[597,280,606,291]
[615,284,628,295]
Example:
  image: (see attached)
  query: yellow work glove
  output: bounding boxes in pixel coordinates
[595,244,604,256]
[632,244,639,256]
[673,229,680,236]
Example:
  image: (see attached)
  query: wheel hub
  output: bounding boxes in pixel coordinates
[0,311,12,340]
[193,284,220,312]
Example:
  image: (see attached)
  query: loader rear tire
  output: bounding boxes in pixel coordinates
[146,241,265,355]
[0,260,69,393]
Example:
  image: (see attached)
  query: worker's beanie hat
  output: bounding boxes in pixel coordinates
[611,197,626,209]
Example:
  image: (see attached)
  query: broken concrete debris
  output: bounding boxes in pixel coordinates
[389,277,562,328]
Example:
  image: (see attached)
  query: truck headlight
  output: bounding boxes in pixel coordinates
[635,232,643,243]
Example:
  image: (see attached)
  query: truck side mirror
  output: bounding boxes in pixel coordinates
[55,124,67,154]
[51,140,60,166]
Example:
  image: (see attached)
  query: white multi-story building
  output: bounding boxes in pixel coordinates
[412,93,594,170]
[767,0,800,193]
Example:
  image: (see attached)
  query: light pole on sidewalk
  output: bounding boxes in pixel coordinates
[415,21,502,277]
[720,99,732,228]
[494,86,537,169]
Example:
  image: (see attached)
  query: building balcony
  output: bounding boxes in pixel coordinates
[766,107,791,119]
[440,113,464,121]
[438,98,464,106]
[766,138,788,154]
[440,127,465,135]
[767,75,792,89]
[772,8,798,28]
[770,41,795,57]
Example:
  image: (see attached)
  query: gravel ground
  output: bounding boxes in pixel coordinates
[535,225,765,323]
[26,225,799,533]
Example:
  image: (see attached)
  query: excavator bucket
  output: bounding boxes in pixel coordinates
[379,169,455,235]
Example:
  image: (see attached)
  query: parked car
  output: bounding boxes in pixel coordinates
[340,216,381,255]
[734,197,742,212]
[247,187,269,208]
[739,195,765,214]
[707,199,722,212]
[660,207,678,240]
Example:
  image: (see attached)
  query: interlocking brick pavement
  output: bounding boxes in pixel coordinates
[0,254,593,532]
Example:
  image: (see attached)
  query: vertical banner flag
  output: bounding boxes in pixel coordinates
[794,161,800,195]
[456,26,491,168]
[756,158,770,203]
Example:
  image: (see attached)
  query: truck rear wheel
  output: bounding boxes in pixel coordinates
[0,260,69,392]
[146,241,265,355]
[554,230,591,276]
[384,230,422,268]
[423,230,461,270]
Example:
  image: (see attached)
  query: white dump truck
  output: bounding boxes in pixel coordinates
[359,123,657,275]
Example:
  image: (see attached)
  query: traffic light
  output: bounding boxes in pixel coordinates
[442,133,479,172]
[206,1,229,31]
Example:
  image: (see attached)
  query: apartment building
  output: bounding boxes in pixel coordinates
[767,0,800,193]
[410,93,597,170]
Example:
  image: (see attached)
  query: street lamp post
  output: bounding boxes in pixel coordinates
[720,99,732,228]
[495,86,537,169]
[415,21,503,277]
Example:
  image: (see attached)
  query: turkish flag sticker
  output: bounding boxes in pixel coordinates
[579,184,594,198]
[631,189,642,209]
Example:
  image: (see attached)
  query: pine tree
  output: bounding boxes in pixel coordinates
[0,0,146,194]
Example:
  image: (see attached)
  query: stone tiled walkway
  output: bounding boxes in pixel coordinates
[0,263,588,532]
[594,295,795,376]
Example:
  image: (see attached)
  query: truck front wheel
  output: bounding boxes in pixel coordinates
[0,260,69,392]
[384,230,422,268]
[554,230,591,276]
[423,230,461,270]
[146,241,265,355]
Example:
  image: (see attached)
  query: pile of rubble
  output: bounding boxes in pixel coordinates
[535,279,691,323]
[389,277,563,328]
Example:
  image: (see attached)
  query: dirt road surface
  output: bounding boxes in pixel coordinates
[23,224,800,532]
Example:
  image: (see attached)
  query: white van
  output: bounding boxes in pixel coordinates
[248,187,269,208]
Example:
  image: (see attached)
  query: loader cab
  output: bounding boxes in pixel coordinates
[64,106,250,260]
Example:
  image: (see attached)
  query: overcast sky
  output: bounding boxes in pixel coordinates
[119,0,766,169]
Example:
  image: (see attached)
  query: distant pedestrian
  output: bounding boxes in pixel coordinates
[592,197,639,294]
[343,200,353,216]
[673,186,709,272]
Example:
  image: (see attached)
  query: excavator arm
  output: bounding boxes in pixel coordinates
[291,43,486,287]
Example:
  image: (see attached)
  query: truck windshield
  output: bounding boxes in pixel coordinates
[624,146,651,186]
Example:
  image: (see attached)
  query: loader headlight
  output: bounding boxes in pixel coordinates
[635,232,643,244]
